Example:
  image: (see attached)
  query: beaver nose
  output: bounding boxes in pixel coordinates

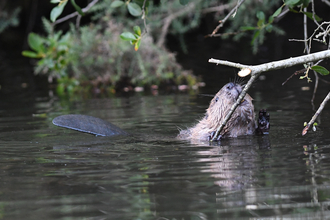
[226,82,235,90]
[234,84,242,93]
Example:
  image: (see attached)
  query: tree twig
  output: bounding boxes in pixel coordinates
[321,0,330,7]
[210,0,245,36]
[209,50,330,76]
[289,21,330,50]
[141,0,148,34]
[302,5,319,108]
[201,4,231,14]
[281,59,323,86]
[303,7,309,54]
[156,2,197,47]
[311,0,326,33]
[302,91,330,135]
[282,68,306,86]
[211,74,257,141]
[53,0,99,26]
[319,77,330,84]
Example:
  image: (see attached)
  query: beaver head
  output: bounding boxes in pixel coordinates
[204,82,255,136]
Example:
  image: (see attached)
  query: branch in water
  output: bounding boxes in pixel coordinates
[302,91,330,136]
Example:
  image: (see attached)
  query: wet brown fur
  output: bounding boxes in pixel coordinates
[177,82,256,141]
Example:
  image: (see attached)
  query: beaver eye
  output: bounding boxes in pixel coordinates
[215,97,219,102]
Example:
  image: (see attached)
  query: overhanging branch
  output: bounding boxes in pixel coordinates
[209,50,330,76]
[208,49,330,141]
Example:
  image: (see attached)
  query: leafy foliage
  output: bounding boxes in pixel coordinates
[120,26,142,51]
[68,21,196,87]
[50,0,68,22]
[0,7,21,33]
[311,65,329,76]
[22,18,72,78]
[111,0,142,17]
[22,16,197,96]
[22,0,329,96]
[50,0,84,22]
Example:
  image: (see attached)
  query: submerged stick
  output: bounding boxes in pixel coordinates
[209,50,330,140]
[302,91,330,136]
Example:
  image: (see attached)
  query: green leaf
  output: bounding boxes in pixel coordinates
[265,24,273,32]
[42,58,55,68]
[256,11,265,28]
[302,11,322,22]
[288,7,299,13]
[120,32,137,41]
[269,6,283,23]
[284,0,300,7]
[301,0,310,7]
[257,19,264,28]
[268,16,274,23]
[134,39,141,51]
[240,26,256,31]
[41,17,53,35]
[110,0,124,8]
[311,65,329,75]
[133,26,141,36]
[127,2,142,16]
[256,11,265,20]
[251,30,260,45]
[287,5,321,21]
[70,0,84,16]
[272,6,283,18]
[50,1,68,22]
[50,0,61,3]
[179,0,189,5]
[22,50,41,58]
[28,33,44,52]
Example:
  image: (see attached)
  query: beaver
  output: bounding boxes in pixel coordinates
[177,82,269,141]
[52,82,269,140]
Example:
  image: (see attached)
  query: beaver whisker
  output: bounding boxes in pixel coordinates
[198,94,215,98]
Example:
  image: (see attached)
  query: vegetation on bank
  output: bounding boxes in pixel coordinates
[19,0,286,96]
[2,0,325,99]
[23,17,199,96]
[21,0,204,96]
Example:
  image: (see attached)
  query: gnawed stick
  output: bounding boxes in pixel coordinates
[302,91,330,136]
[208,50,330,141]
[209,50,330,76]
[210,74,258,141]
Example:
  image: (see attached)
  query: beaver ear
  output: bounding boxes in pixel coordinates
[204,113,208,120]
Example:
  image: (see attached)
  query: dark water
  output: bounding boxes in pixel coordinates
[1,73,330,220]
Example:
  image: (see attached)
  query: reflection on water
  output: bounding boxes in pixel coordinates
[0,90,330,220]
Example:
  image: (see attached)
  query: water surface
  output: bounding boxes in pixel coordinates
[1,80,330,220]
